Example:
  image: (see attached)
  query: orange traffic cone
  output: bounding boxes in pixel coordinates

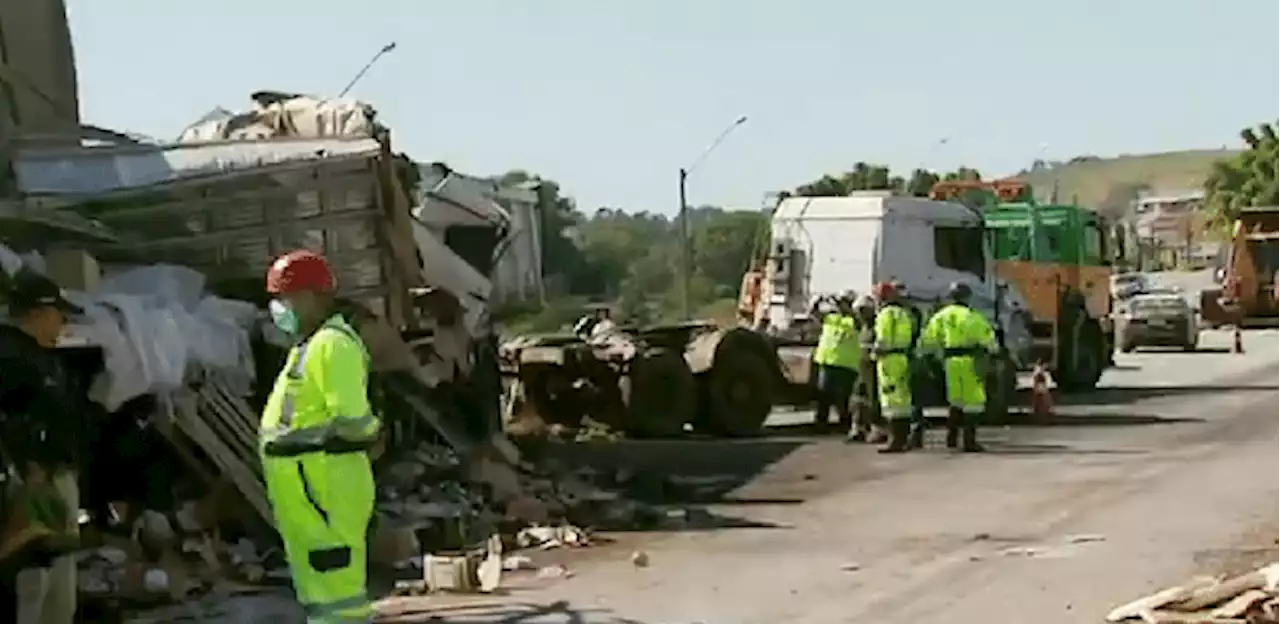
[1233,325,1244,354]
[1030,360,1053,420]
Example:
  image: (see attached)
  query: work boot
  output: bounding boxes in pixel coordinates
[944,407,962,449]
[906,420,926,450]
[844,426,867,443]
[878,420,911,454]
[960,413,985,453]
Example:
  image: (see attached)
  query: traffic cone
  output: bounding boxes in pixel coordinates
[1030,360,1053,420]
[1233,325,1244,354]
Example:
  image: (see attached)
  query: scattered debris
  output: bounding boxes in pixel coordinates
[1106,563,1279,623]
[536,564,574,580]
[631,550,650,568]
[840,562,861,572]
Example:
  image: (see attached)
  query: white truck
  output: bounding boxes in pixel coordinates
[752,192,1033,411]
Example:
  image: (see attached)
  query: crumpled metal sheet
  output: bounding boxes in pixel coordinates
[13,137,380,196]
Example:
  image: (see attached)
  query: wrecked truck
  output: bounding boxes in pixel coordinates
[6,93,516,524]
[500,320,784,437]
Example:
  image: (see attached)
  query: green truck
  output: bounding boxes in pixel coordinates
[932,180,1115,391]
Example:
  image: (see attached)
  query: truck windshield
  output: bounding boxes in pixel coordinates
[1249,239,1278,284]
[934,225,986,278]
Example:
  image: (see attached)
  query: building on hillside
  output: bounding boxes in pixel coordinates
[415,163,544,304]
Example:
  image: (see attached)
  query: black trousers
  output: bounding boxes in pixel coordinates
[814,364,856,427]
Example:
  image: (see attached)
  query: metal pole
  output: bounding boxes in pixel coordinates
[679,167,691,319]
[677,115,747,321]
[338,42,397,98]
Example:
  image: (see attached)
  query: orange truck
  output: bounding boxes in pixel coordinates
[1200,206,1279,327]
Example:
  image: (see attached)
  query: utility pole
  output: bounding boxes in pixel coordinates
[678,167,691,318]
[677,115,748,319]
[338,42,397,98]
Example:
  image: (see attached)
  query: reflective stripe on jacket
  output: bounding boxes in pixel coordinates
[873,304,915,356]
[260,314,380,458]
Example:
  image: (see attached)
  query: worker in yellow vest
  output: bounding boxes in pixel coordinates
[918,282,996,452]
[260,250,381,623]
[846,294,886,443]
[871,281,916,453]
[811,292,860,433]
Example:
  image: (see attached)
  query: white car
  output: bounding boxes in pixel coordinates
[1110,273,1149,301]
[1115,292,1199,352]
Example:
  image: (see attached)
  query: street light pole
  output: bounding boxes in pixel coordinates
[678,167,691,319]
[678,115,748,320]
[338,42,398,98]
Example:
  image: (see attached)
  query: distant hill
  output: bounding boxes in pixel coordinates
[1011,149,1237,214]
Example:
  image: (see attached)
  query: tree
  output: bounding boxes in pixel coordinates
[1204,122,1279,228]
[691,208,769,296]
[791,164,983,197]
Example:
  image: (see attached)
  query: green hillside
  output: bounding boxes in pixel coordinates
[1013,149,1237,214]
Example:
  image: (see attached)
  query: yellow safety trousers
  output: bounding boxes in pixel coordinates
[921,304,996,415]
[874,305,915,420]
[261,315,379,623]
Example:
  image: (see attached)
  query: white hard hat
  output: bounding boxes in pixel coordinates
[853,294,877,310]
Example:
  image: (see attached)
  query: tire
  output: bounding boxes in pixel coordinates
[1058,319,1105,393]
[984,355,1018,422]
[623,349,697,438]
[701,352,775,436]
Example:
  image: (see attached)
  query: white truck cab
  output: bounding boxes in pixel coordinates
[761,192,1033,368]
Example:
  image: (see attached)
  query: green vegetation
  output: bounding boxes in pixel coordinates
[1204,123,1279,229]
[493,170,769,333]
[498,133,1254,334]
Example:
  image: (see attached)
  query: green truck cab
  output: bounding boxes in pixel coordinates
[932,180,1114,391]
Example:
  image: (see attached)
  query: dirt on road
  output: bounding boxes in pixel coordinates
[376,329,1279,624]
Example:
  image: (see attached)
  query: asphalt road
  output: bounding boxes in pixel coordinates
[384,327,1279,623]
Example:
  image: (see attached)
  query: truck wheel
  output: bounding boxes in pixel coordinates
[624,349,697,438]
[1058,320,1105,393]
[984,355,1018,423]
[702,352,774,436]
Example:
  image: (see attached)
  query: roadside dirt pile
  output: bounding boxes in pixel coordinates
[1106,563,1279,623]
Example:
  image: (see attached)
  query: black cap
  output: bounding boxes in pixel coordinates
[7,269,83,315]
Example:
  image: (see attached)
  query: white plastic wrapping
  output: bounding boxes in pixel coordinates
[0,250,258,412]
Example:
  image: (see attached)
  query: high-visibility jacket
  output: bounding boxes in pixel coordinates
[259,313,380,623]
[813,313,860,370]
[873,304,916,418]
[919,304,996,413]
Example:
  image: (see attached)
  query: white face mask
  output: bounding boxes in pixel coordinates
[269,299,300,335]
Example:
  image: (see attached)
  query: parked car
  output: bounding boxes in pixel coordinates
[1110,273,1150,301]
[1116,292,1199,352]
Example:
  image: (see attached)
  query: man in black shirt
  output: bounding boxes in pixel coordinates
[0,269,83,624]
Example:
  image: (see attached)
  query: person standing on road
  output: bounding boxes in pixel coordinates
[918,282,996,453]
[871,282,916,453]
[260,250,381,623]
[846,294,887,443]
[812,292,861,433]
[891,280,928,449]
[0,270,85,624]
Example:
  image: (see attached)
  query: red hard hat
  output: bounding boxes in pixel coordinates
[873,281,898,301]
[266,250,336,295]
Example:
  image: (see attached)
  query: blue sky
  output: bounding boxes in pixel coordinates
[66,0,1277,214]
